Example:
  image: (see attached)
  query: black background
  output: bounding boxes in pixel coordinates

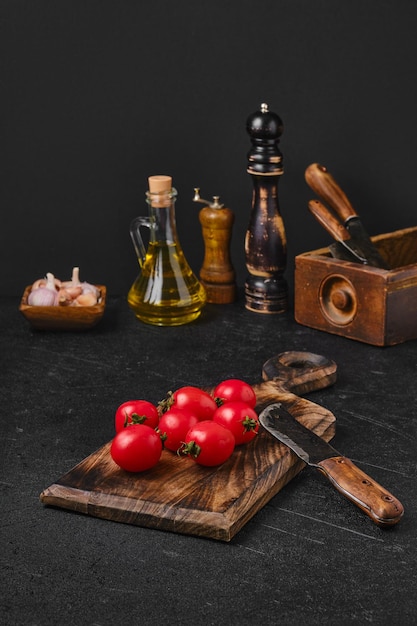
[1,0,416,297]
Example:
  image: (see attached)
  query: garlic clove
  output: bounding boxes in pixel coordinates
[73,292,98,307]
[58,286,83,306]
[66,286,83,298]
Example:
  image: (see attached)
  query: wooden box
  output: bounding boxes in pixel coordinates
[294,226,417,346]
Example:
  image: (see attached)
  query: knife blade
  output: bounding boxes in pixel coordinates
[259,402,404,526]
[329,242,363,263]
[305,163,390,269]
[308,199,369,264]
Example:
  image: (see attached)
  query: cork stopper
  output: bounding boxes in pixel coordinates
[148,175,172,193]
[147,175,173,208]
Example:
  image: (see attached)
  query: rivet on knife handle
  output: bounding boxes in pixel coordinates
[317,456,404,527]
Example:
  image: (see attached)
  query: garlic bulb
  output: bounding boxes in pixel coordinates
[61,267,100,301]
[28,289,58,306]
[80,282,100,298]
[28,273,59,306]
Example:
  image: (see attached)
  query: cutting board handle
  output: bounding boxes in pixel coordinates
[249,351,337,415]
[260,351,337,398]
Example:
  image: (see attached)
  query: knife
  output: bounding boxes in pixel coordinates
[308,199,369,264]
[305,163,390,269]
[259,402,404,526]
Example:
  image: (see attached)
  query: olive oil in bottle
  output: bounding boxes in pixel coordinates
[127,175,206,326]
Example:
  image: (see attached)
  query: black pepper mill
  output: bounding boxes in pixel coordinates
[245,103,288,313]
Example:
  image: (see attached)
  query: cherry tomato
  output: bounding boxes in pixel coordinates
[214,379,257,408]
[212,401,259,445]
[157,408,199,452]
[110,424,162,472]
[162,386,217,421]
[115,400,159,432]
[179,420,235,466]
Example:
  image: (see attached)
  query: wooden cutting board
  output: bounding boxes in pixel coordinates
[40,351,337,541]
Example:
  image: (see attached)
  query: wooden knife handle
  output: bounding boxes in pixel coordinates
[317,456,404,526]
[305,163,357,223]
[308,199,351,242]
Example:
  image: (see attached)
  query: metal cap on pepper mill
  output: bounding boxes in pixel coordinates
[245,102,288,313]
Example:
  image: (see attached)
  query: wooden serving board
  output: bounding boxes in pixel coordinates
[40,351,337,541]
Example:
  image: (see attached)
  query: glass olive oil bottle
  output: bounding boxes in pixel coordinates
[128,175,206,326]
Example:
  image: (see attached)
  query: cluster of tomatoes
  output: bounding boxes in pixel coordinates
[110,379,259,473]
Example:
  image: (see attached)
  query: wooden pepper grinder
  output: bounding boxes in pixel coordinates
[193,189,237,304]
[245,103,288,313]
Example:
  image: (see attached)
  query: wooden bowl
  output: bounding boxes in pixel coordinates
[19,285,107,331]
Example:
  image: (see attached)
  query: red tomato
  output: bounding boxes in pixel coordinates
[162,386,217,421]
[110,424,162,472]
[157,408,199,452]
[212,401,259,445]
[115,400,159,432]
[213,379,257,408]
[180,420,235,466]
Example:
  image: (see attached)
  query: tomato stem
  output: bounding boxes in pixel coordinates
[156,430,168,448]
[125,412,151,427]
[242,417,259,433]
[157,391,174,414]
[177,440,201,459]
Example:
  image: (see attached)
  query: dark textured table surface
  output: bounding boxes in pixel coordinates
[1,294,416,625]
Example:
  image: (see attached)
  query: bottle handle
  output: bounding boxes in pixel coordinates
[130,216,152,267]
